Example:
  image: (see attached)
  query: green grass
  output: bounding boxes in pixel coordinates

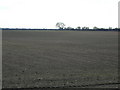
[2,30,118,88]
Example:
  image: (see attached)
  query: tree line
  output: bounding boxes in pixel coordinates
[1,22,120,31]
[56,22,120,31]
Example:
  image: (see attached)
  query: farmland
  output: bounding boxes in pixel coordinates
[2,30,118,88]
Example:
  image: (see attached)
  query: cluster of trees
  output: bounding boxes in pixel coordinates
[56,22,120,31]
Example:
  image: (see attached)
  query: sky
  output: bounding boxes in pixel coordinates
[0,0,119,29]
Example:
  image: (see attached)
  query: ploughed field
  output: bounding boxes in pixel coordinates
[2,30,118,88]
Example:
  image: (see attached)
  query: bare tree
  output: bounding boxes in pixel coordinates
[56,22,65,29]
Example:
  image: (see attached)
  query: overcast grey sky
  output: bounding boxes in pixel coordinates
[0,0,119,29]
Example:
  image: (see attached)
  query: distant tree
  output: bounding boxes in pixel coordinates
[114,27,118,29]
[76,26,81,29]
[109,27,112,29]
[82,27,89,30]
[66,27,74,30]
[93,26,98,30]
[99,28,105,29]
[56,22,65,29]
[114,27,120,30]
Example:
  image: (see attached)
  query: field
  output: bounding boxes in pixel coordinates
[2,30,118,88]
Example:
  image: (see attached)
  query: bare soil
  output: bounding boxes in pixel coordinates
[2,30,118,88]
